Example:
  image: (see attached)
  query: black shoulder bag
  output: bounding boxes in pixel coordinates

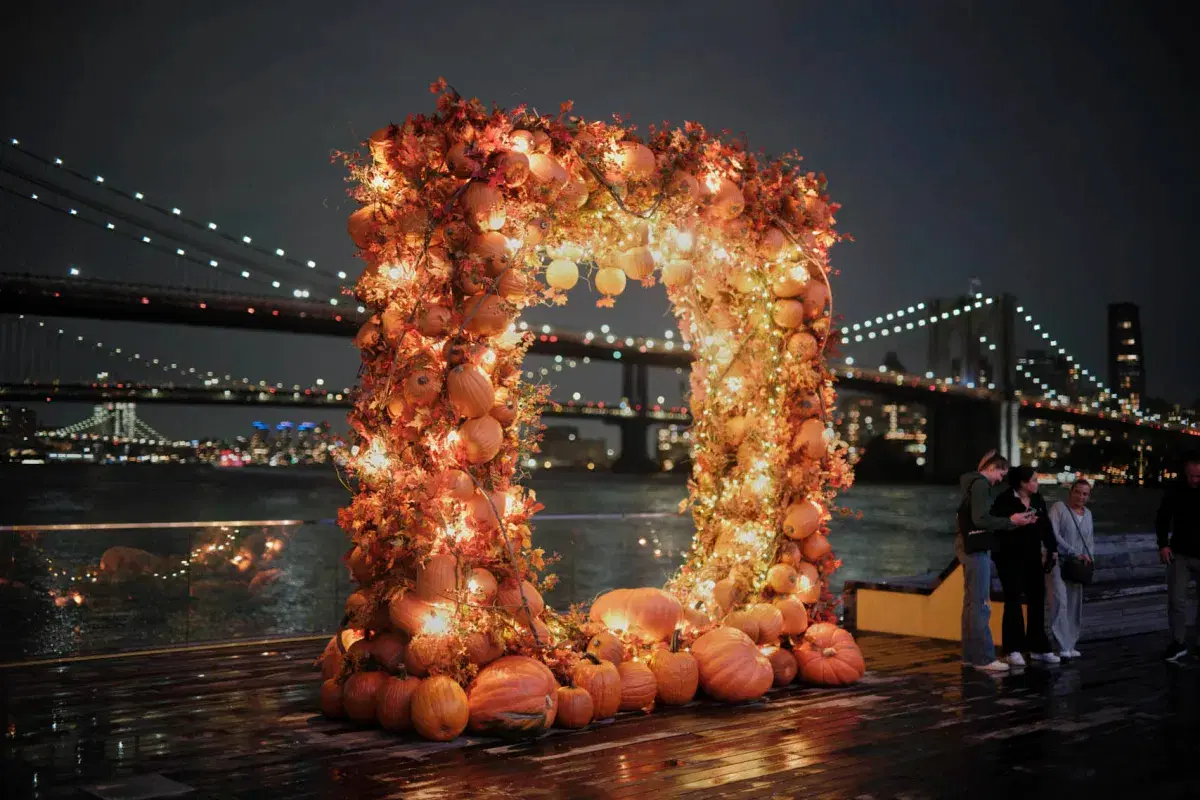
[1059,510,1094,585]
[957,478,994,554]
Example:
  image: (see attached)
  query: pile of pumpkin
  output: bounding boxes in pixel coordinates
[318,586,864,742]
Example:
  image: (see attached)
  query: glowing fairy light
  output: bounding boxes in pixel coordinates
[423,607,452,635]
[361,439,390,475]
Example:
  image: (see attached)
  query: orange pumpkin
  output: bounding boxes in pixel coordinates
[774,596,810,636]
[786,330,819,360]
[320,637,344,681]
[691,627,773,703]
[763,645,799,687]
[416,304,451,337]
[448,141,480,177]
[545,259,579,290]
[758,227,787,258]
[589,587,681,643]
[773,271,807,298]
[388,592,433,637]
[415,553,460,601]
[772,299,805,329]
[319,678,344,718]
[594,266,627,297]
[572,654,621,720]
[459,415,504,464]
[616,141,656,180]
[713,577,745,613]
[490,400,518,426]
[778,540,804,568]
[497,580,545,624]
[767,563,800,595]
[497,150,530,187]
[669,170,700,200]
[528,153,568,187]
[795,418,826,459]
[802,534,831,563]
[709,177,745,219]
[347,203,384,248]
[355,320,380,351]
[556,175,590,210]
[661,259,693,287]
[438,468,475,500]
[343,670,388,723]
[795,623,865,686]
[722,609,760,642]
[467,567,499,605]
[554,685,594,729]
[649,633,698,706]
[403,369,442,406]
[497,270,528,300]
[377,674,422,731]
[465,629,505,666]
[803,278,830,320]
[795,561,821,604]
[462,182,503,228]
[782,500,821,540]
[370,633,408,673]
[467,656,558,737]
[412,675,470,741]
[618,247,655,280]
[617,661,657,712]
[747,603,784,644]
[403,634,449,678]
[586,630,624,664]
[447,364,495,419]
[462,294,508,337]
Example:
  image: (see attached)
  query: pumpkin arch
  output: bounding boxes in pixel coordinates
[334,80,855,730]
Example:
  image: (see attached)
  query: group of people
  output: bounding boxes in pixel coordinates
[954,451,1200,673]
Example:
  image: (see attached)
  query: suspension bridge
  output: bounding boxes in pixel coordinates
[1,135,1195,477]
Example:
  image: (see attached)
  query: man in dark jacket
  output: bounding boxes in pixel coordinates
[1157,454,1200,662]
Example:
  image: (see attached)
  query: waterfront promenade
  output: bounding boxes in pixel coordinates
[3,631,1197,799]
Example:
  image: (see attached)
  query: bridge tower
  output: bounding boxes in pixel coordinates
[926,292,1022,474]
[612,360,658,473]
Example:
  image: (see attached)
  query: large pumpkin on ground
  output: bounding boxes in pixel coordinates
[467,656,558,737]
[589,587,681,642]
[691,627,773,703]
[617,661,657,712]
[572,654,621,720]
[794,623,865,686]
[411,676,469,741]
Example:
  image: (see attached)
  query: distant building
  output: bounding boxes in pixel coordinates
[1107,303,1145,408]
[1,405,39,460]
[539,426,608,469]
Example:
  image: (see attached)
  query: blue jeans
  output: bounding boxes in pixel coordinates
[955,534,995,666]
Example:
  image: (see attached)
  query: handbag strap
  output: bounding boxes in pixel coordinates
[1067,507,1092,559]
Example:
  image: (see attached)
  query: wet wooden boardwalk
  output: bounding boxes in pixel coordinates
[3,632,1198,799]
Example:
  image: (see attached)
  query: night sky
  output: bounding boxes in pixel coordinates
[1,1,1197,441]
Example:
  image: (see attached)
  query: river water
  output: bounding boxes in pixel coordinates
[0,466,1164,659]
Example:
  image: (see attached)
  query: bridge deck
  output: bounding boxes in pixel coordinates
[2,630,1197,799]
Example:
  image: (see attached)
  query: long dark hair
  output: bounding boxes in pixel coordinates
[1007,465,1037,490]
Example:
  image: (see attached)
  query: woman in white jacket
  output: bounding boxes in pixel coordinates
[1048,480,1094,658]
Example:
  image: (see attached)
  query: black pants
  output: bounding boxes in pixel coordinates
[993,546,1051,654]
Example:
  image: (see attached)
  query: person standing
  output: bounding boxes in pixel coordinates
[990,466,1060,666]
[955,453,1036,673]
[1048,479,1094,659]
[1157,454,1200,662]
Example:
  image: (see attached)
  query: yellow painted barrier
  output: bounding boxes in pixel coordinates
[850,561,1024,644]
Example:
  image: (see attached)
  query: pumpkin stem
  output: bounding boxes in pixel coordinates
[670,628,681,653]
[582,652,602,666]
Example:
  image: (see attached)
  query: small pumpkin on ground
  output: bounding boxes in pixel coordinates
[343,669,389,723]
[763,645,799,687]
[377,672,422,732]
[572,653,621,720]
[554,685,594,729]
[794,623,865,686]
[649,630,699,706]
[617,661,657,713]
[319,678,344,719]
[411,675,470,741]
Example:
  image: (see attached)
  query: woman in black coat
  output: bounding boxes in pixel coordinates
[990,465,1060,666]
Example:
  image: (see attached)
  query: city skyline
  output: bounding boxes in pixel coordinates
[2,3,1198,440]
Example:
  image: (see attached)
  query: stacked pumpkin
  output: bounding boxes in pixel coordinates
[327,79,859,741]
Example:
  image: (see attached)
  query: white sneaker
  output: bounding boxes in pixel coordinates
[1007,652,1026,667]
[1067,649,1081,658]
[1059,651,1073,660]
[976,660,1010,673]
[1031,652,1061,664]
